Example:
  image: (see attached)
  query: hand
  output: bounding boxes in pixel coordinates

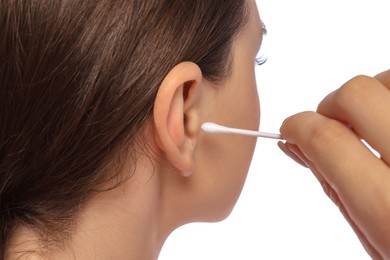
[279,70,390,259]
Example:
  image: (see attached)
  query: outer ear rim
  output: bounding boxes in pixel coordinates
[153,62,203,177]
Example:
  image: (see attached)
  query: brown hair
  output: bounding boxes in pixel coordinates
[0,0,248,255]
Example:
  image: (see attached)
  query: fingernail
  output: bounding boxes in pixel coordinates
[280,117,291,139]
[277,141,308,168]
[281,116,291,125]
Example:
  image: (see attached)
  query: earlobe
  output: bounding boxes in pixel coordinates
[153,62,203,177]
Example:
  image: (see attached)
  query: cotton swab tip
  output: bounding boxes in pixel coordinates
[201,122,284,140]
[201,122,225,133]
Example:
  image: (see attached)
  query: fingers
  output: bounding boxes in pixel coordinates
[279,138,383,258]
[375,69,390,89]
[280,112,387,194]
[279,70,390,257]
[280,111,390,253]
[337,193,382,259]
[277,142,308,168]
[317,74,390,165]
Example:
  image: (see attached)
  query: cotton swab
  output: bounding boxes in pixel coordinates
[201,122,283,140]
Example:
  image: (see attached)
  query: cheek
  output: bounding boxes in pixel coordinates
[246,79,261,129]
[192,133,257,221]
[188,64,261,221]
[231,70,260,131]
[193,80,260,221]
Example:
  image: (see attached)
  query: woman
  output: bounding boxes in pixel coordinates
[0,0,264,258]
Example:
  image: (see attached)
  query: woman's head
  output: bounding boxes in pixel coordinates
[0,0,262,255]
[151,0,264,226]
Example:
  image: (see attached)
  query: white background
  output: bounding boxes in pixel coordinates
[160,0,390,259]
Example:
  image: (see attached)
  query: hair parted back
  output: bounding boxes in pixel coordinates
[0,0,248,255]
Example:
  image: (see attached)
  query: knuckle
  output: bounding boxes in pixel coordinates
[334,75,375,111]
[307,118,346,152]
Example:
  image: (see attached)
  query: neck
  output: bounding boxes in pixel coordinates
[65,174,164,260]
[7,159,170,260]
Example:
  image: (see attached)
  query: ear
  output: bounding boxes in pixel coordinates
[153,62,203,177]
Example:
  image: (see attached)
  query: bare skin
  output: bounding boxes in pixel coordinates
[6,0,264,259]
[279,69,390,259]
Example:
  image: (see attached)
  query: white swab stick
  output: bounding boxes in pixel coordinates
[201,122,283,140]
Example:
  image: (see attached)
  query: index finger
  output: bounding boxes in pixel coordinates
[317,71,390,165]
[280,111,390,251]
[375,69,390,88]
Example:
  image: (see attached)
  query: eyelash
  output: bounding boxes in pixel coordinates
[255,56,267,66]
